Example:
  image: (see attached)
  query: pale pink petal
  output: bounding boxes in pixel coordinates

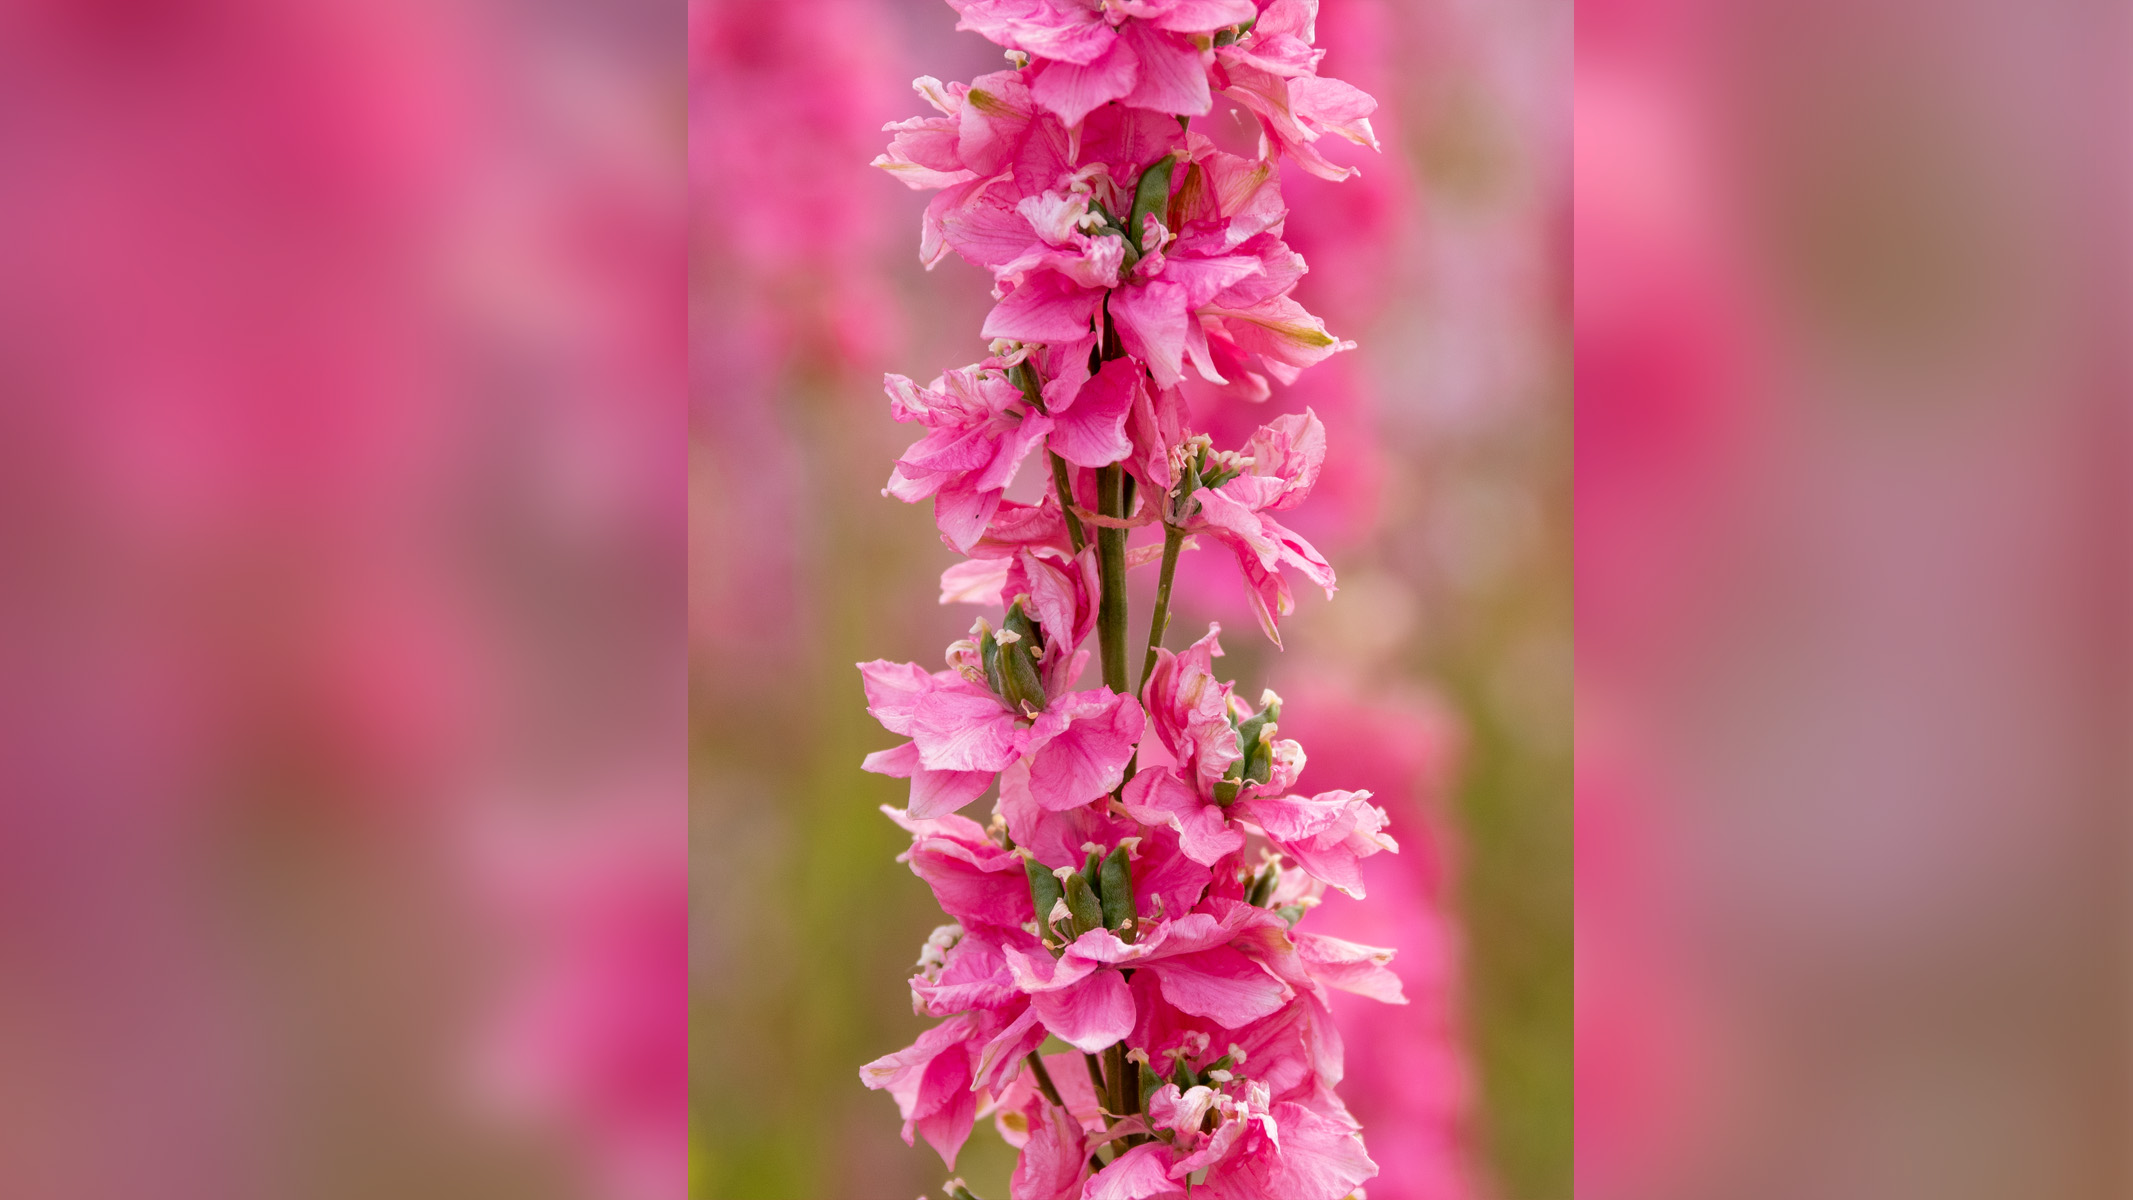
[941,556,1012,605]
[862,741,996,818]
[1202,294,1352,370]
[1289,74,1380,148]
[957,69,1037,173]
[973,1004,1049,1093]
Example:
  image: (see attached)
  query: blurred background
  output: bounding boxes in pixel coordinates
[690,1,1569,1198]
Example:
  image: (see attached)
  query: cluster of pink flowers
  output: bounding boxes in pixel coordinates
[859,4,1402,1198]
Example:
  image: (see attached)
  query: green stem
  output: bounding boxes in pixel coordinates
[1138,524,1185,691]
[1095,463,1129,694]
[1103,1044,1129,1133]
[1025,1051,1065,1107]
[1084,1053,1114,1128]
[1050,452,1086,552]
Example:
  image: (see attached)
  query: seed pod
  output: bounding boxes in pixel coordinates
[1081,848,1104,896]
[1126,154,1177,249]
[1025,857,1065,950]
[1062,870,1105,939]
[997,602,1047,714]
[1099,845,1137,941]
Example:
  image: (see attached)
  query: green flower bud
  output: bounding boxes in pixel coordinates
[1246,861,1280,909]
[1081,847,1104,896]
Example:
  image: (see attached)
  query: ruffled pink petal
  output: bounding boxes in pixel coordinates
[1121,768,1243,865]
[999,758,1132,868]
[957,69,1037,174]
[914,1048,978,1168]
[862,741,996,818]
[858,659,943,736]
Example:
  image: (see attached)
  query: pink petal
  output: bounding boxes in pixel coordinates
[957,69,1037,174]
[913,1048,977,1168]
[1119,22,1211,115]
[1149,946,1290,1026]
[1086,1141,1188,1200]
[1024,691,1145,811]
[1293,932,1407,1004]
[983,272,1104,343]
[940,556,1012,605]
[1148,0,1258,31]
[1030,34,1141,125]
[1120,768,1243,865]
[858,659,941,736]
[861,742,995,818]
[1108,279,1191,388]
[910,686,1026,772]
[1010,1093,1092,1200]
[999,759,1132,868]
[1047,357,1138,468]
[907,837,1031,928]
[1031,967,1135,1053]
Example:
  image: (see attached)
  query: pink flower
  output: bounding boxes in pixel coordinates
[1126,1080,1379,1200]
[1210,2,1382,182]
[883,365,1054,553]
[1179,411,1336,644]
[858,1008,1000,1169]
[1004,905,1299,1050]
[947,0,1257,124]
[860,658,1145,817]
[883,807,1037,932]
[1009,1090,1092,1200]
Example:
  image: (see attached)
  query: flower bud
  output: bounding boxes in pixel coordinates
[1245,861,1280,908]
[996,600,1048,715]
[1126,154,1176,252]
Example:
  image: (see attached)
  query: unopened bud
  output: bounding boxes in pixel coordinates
[1099,845,1137,942]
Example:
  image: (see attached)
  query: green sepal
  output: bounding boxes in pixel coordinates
[1099,846,1137,941]
[1081,848,1104,896]
[1275,903,1306,927]
[1200,1053,1234,1080]
[1212,777,1242,807]
[1245,862,1280,909]
[1139,1059,1165,1109]
[1172,1059,1196,1092]
[947,1185,982,1200]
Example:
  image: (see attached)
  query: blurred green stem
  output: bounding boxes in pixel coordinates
[1138,524,1184,692]
[1095,464,1128,693]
